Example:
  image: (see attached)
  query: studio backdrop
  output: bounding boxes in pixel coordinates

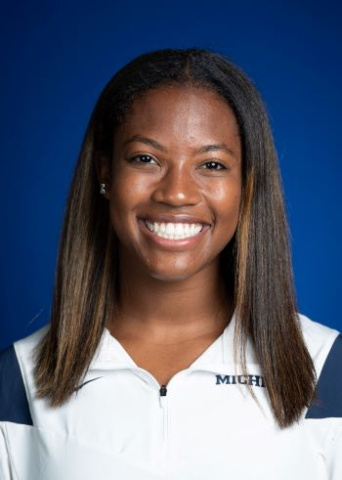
[1,0,341,349]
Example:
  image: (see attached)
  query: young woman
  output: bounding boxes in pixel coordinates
[0,48,341,479]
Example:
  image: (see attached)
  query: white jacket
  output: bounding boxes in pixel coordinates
[0,314,341,479]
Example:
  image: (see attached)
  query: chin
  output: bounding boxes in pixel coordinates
[148,270,193,282]
[146,264,198,282]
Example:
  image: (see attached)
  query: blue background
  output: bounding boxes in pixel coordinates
[1,0,341,349]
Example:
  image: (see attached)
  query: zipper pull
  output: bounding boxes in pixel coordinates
[159,385,167,397]
[159,384,167,408]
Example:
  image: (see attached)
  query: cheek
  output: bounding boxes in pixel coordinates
[108,171,150,236]
[211,182,242,229]
[111,167,153,204]
[209,187,241,253]
[108,175,131,234]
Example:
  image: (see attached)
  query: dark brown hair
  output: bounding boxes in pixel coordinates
[34,48,315,428]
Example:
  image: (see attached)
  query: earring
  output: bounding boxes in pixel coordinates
[100,183,106,195]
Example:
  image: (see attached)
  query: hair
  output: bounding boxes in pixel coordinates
[34,48,316,428]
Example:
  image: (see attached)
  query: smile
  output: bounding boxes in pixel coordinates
[145,221,204,240]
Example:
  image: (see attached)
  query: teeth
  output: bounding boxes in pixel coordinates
[166,223,173,235]
[145,221,203,239]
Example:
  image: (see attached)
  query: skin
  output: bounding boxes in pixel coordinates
[97,86,242,385]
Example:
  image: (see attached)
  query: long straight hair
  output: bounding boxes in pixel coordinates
[34,48,315,428]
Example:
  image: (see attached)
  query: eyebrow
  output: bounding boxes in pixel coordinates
[197,143,236,157]
[123,135,167,152]
[123,135,237,158]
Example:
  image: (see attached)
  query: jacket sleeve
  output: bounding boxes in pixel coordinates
[0,424,12,480]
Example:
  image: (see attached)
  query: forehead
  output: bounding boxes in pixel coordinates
[114,86,240,146]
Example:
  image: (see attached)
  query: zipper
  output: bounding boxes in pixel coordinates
[159,385,167,397]
[159,384,168,441]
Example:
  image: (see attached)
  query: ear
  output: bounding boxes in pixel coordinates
[95,154,112,199]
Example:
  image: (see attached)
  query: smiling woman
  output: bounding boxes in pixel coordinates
[0,49,341,480]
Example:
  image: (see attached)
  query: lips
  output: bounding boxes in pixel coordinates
[139,215,211,243]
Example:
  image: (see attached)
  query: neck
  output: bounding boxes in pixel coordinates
[108,259,233,344]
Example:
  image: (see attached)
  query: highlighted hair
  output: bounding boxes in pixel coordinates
[34,48,315,428]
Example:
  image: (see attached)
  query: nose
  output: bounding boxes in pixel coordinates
[151,166,201,207]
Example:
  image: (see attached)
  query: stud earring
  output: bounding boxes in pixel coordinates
[100,183,106,195]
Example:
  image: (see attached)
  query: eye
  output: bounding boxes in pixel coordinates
[131,154,158,164]
[200,161,227,170]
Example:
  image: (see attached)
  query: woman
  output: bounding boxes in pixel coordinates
[0,48,341,479]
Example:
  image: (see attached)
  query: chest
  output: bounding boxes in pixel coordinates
[24,371,332,480]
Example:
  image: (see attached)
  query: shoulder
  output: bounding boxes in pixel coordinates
[0,325,49,426]
[13,324,49,359]
[298,314,342,419]
[299,314,340,375]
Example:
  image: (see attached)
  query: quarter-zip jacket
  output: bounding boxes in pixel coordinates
[0,314,341,479]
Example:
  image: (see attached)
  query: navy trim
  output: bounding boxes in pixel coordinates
[306,334,342,419]
[0,345,33,425]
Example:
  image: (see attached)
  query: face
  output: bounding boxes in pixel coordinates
[98,86,242,282]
